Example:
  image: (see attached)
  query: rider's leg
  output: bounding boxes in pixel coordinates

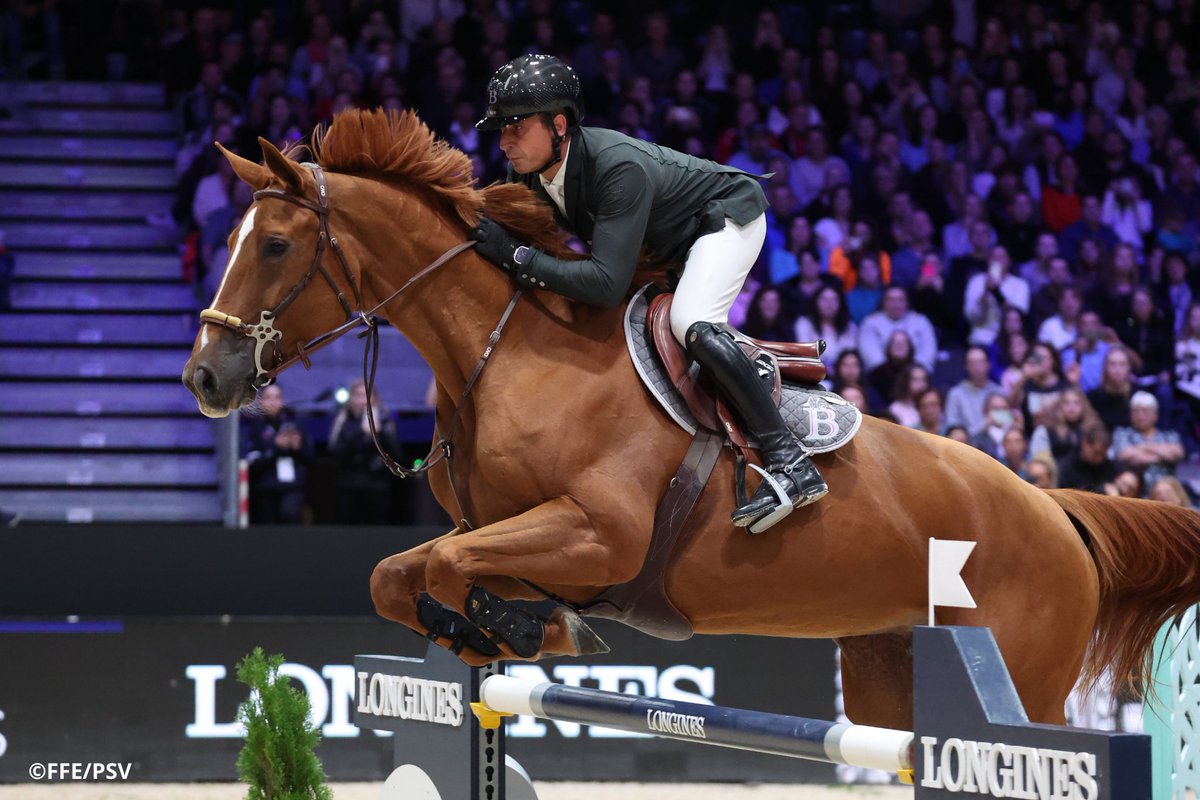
[670,214,827,532]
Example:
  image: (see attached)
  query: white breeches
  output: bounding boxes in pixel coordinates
[669,213,767,345]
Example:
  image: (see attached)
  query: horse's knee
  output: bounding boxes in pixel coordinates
[425,540,468,604]
[370,555,419,620]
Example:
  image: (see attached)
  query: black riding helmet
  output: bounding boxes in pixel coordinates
[476,54,585,132]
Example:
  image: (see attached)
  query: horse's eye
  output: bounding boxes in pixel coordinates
[267,240,287,256]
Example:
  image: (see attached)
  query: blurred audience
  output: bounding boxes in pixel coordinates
[142,0,1200,506]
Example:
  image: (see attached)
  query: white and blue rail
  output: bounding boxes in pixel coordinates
[478,673,913,773]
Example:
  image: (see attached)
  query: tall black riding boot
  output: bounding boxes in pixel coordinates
[686,321,828,532]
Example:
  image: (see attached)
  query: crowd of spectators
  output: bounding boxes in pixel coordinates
[161,0,1200,510]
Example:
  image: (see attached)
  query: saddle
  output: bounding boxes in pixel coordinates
[645,293,827,445]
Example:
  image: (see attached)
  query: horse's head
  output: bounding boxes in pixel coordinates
[183,137,356,417]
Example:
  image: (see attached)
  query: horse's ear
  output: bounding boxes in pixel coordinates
[215,141,270,190]
[258,136,305,193]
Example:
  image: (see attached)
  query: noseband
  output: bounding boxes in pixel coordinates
[198,163,522,528]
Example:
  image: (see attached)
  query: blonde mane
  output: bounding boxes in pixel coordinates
[309,108,578,260]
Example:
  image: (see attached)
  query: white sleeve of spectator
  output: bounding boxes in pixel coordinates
[1101,191,1119,225]
[1036,317,1053,346]
[945,386,965,430]
[1003,278,1030,313]
[858,315,885,371]
[1136,199,1153,233]
[1029,425,1051,458]
[794,316,816,345]
[913,316,937,371]
[1023,164,1041,201]
[964,275,989,324]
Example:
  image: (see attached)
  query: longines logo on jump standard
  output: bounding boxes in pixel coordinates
[920,736,1099,800]
[356,673,464,727]
[645,709,706,739]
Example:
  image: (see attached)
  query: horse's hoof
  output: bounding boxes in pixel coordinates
[554,607,610,656]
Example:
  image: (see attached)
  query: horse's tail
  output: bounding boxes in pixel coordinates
[1047,488,1200,694]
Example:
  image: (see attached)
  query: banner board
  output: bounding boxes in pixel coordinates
[0,617,836,783]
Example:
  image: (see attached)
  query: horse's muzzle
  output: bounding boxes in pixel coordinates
[182,354,257,418]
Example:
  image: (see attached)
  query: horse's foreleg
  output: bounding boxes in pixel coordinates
[370,530,544,661]
[425,496,622,664]
[836,633,915,731]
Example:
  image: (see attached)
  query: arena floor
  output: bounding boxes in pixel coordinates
[0,782,913,799]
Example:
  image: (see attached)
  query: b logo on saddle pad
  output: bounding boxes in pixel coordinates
[624,286,862,455]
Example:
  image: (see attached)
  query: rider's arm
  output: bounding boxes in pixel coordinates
[521,160,651,308]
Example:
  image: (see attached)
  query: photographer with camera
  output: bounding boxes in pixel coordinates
[241,385,313,525]
[329,381,401,525]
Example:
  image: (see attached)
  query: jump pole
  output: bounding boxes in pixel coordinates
[475,673,913,774]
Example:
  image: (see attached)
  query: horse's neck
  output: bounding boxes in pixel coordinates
[346,185,510,395]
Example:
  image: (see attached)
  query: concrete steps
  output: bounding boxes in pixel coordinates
[0,488,222,523]
[12,252,181,281]
[11,281,196,311]
[0,453,217,486]
[0,161,176,189]
[0,190,175,221]
[0,347,192,379]
[2,381,202,415]
[0,312,196,345]
[2,221,178,251]
[0,134,176,162]
[0,81,165,107]
[0,106,175,135]
[0,80,223,524]
[0,416,214,450]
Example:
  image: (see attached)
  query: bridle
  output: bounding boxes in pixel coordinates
[200,163,423,387]
[198,163,523,528]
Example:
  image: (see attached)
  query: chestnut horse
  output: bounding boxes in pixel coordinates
[183,110,1200,731]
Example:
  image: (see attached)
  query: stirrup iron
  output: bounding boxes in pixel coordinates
[744,461,797,533]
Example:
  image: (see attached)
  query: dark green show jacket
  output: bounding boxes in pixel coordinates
[508,126,768,308]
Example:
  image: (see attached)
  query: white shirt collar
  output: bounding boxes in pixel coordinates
[538,138,571,216]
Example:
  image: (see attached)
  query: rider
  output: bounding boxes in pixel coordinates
[469,54,827,533]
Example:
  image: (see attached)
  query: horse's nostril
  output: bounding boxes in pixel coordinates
[194,363,219,397]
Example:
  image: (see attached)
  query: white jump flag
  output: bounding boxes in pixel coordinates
[928,537,977,626]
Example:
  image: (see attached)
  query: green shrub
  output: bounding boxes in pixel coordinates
[235,648,333,800]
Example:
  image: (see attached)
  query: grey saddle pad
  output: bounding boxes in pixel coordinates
[624,285,862,454]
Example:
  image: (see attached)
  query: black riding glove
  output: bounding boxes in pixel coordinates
[470,217,528,273]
